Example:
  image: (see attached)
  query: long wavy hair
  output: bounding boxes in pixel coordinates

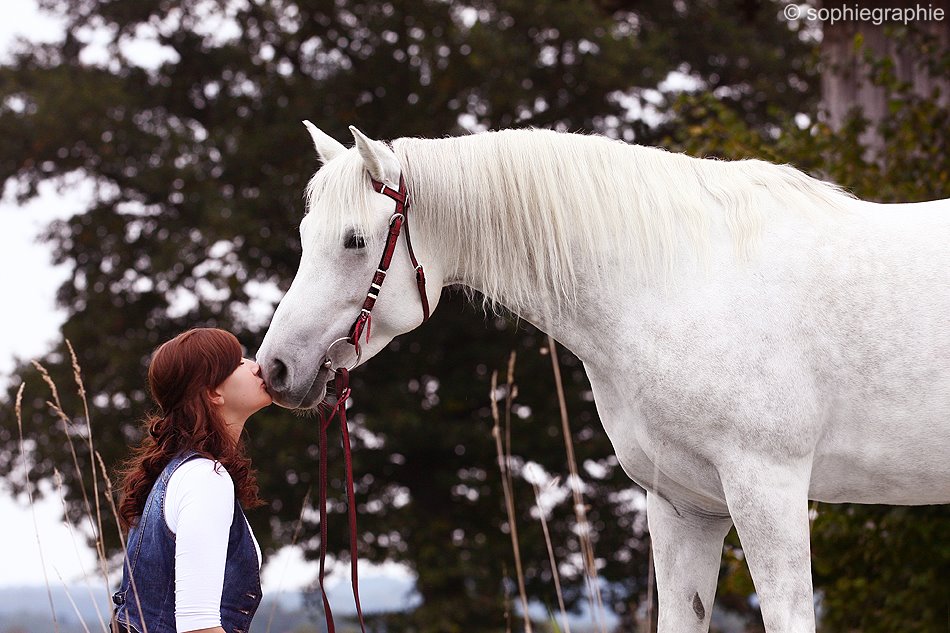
[117,328,264,531]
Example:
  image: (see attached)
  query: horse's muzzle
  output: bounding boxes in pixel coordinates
[261,356,331,409]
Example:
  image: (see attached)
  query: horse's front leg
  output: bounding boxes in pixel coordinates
[648,491,733,633]
[722,462,815,633]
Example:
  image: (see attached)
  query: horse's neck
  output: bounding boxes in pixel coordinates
[445,243,627,365]
[407,136,741,365]
[467,287,618,365]
[411,170,644,365]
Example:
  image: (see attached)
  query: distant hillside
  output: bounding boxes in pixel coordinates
[0,577,417,633]
[0,580,627,632]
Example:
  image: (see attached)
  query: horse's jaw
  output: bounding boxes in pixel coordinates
[296,381,329,410]
[299,364,333,410]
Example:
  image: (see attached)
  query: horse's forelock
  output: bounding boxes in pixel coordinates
[303,150,386,250]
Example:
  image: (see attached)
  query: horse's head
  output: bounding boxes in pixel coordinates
[257,123,445,409]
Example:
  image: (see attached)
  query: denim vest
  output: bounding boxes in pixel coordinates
[112,451,262,633]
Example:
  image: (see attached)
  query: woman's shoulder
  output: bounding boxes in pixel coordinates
[170,456,235,491]
[164,456,235,532]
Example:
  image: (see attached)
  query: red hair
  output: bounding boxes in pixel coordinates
[117,328,264,531]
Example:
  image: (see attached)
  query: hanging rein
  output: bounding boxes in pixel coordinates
[315,172,429,633]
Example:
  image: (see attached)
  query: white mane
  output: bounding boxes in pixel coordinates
[306,129,853,316]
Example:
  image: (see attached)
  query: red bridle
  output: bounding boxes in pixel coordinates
[349,173,431,354]
[315,171,429,633]
[322,172,430,369]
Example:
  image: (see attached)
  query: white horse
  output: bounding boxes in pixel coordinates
[256,124,950,632]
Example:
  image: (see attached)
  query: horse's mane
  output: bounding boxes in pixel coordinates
[305,129,853,317]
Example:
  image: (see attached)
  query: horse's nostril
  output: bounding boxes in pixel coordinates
[270,358,289,388]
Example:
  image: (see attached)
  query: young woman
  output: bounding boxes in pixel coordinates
[111,328,272,633]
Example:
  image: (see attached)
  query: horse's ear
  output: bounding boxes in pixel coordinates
[302,120,346,165]
[350,126,400,186]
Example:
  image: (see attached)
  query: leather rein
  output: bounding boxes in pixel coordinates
[315,172,429,633]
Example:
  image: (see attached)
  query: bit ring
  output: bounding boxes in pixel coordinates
[324,337,362,372]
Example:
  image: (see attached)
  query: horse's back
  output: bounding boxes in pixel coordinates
[807,197,950,504]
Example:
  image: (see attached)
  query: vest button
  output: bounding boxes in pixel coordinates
[112,592,125,606]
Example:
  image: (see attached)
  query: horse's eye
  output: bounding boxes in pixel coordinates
[344,233,366,250]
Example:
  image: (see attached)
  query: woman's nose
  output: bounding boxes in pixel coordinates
[250,360,262,376]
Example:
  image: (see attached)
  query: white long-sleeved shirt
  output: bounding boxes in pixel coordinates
[164,458,262,633]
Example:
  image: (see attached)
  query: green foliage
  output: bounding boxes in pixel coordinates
[811,505,950,633]
[664,25,948,204]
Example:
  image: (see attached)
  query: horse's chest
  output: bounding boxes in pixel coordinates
[587,364,737,510]
[582,312,820,508]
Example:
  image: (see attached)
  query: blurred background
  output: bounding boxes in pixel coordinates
[0,0,947,631]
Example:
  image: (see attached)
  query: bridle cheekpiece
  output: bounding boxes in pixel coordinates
[324,172,430,371]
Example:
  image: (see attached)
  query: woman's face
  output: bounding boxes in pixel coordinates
[214,358,273,422]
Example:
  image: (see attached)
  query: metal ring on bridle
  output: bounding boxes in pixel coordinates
[389,212,405,225]
[323,336,362,372]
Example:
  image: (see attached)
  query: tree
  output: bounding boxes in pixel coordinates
[819,0,949,157]
[1,1,822,630]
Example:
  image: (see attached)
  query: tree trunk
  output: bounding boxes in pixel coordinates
[819,0,949,155]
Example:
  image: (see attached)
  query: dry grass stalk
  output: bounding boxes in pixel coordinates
[16,382,61,633]
[545,335,608,633]
[491,365,533,633]
[530,478,571,633]
[643,449,666,632]
[504,352,517,498]
[33,353,114,622]
[53,469,108,633]
[503,352,525,626]
[265,486,313,633]
[95,450,128,551]
[503,353,524,633]
[97,451,147,633]
[502,561,513,633]
[68,340,110,590]
[643,542,655,632]
[52,567,94,633]
[32,363,105,552]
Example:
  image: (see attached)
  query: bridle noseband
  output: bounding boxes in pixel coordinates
[323,172,430,372]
